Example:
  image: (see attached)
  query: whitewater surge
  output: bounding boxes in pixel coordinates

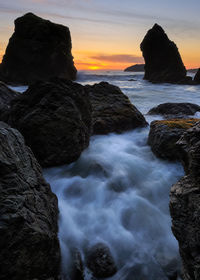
[44,71,200,279]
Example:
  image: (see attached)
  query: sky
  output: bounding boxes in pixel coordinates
[0,0,200,70]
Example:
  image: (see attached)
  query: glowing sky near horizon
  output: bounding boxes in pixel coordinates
[0,0,200,70]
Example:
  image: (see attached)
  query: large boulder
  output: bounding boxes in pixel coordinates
[124,64,145,72]
[193,68,200,84]
[148,119,199,161]
[3,79,92,167]
[85,82,147,134]
[175,121,200,177]
[0,81,19,117]
[140,24,188,84]
[0,13,77,85]
[86,243,117,278]
[0,122,60,279]
[170,121,200,280]
[148,103,200,118]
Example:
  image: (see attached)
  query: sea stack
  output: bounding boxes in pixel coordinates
[193,68,200,84]
[140,24,188,83]
[0,13,77,85]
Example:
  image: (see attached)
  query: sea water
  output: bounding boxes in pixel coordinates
[42,71,200,279]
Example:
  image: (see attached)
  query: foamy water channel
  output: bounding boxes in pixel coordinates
[42,71,200,279]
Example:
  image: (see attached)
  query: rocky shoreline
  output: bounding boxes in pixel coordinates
[0,12,200,280]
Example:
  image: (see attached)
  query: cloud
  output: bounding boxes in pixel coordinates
[75,61,100,66]
[90,54,144,64]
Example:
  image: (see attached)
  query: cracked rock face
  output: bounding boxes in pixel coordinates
[148,119,199,161]
[170,122,200,280]
[0,122,60,280]
[0,81,19,118]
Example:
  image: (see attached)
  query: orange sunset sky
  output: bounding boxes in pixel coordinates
[0,0,200,70]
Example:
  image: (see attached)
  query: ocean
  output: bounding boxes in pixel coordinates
[14,71,200,279]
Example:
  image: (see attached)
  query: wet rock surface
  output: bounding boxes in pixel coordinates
[0,13,77,85]
[69,249,84,280]
[85,82,147,134]
[140,24,188,84]
[148,103,200,118]
[148,119,199,160]
[170,122,200,280]
[0,122,60,280]
[2,79,92,167]
[86,243,117,278]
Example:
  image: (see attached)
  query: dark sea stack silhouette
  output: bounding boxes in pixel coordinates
[0,122,60,279]
[170,121,200,280]
[0,13,77,85]
[140,24,188,83]
[148,102,200,118]
[3,79,92,167]
[193,68,200,84]
[124,64,145,72]
[85,82,147,134]
[0,81,19,118]
[148,119,199,161]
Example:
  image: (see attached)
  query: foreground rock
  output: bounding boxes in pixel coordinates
[0,13,77,85]
[3,79,92,167]
[124,64,145,72]
[0,122,60,279]
[148,119,199,160]
[85,82,147,134]
[0,81,19,117]
[194,68,200,84]
[140,24,188,84]
[170,121,200,280]
[86,243,117,278]
[148,103,200,118]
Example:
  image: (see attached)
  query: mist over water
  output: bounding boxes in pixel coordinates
[44,71,200,279]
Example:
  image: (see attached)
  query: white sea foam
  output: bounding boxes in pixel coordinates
[42,71,200,279]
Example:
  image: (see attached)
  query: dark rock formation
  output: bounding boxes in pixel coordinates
[85,82,147,134]
[170,121,200,280]
[86,243,117,278]
[124,64,145,72]
[175,121,200,177]
[2,79,92,167]
[148,119,199,161]
[0,13,77,85]
[140,24,188,84]
[0,121,60,280]
[148,103,200,118]
[0,81,19,117]
[70,249,84,280]
[193,68,200,84]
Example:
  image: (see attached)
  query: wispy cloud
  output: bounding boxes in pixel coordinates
[90,54,143,64]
